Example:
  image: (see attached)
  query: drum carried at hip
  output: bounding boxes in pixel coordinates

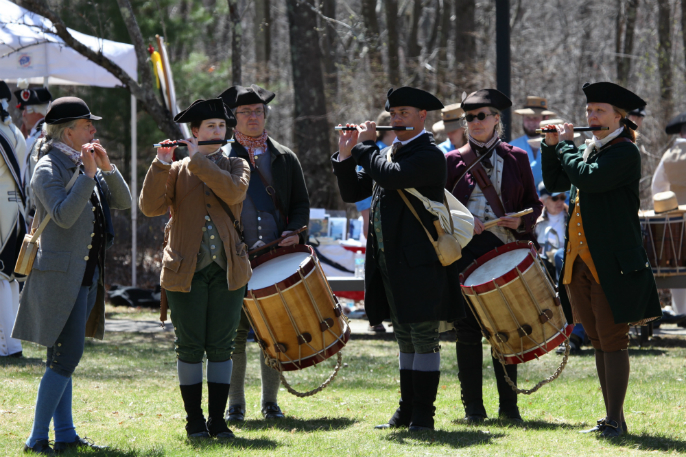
[460,241,573,394]
[243,244,350,396]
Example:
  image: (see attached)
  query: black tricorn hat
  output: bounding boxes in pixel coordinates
[45,97,102,125]
[174,98,237,126]
[665,111,686,135]
[628,105,647,117]
[219,84,275,109]
[582,82,646,113]
[0,81,11,101]
[14,87,53,109]
[461,89,512,112]
[385,87,443,112]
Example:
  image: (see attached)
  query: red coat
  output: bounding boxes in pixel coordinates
[445,142,543,246]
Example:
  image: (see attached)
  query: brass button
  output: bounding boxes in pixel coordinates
[84,256,89,261]
[577,223,580,226]
[210,235,215,240]
[87,245,92,249]
[91,233,95,237]
[202,227,207,232]
[576,213,580,216]
[645,262,649,267]
[258,226,262,230]
[58,343,62,347]
[579,241,583,245]
[205,215,210,221]
[92,207,96,212]
[259,236,263,239]
[578,233,581,236]
[212,255,217,259]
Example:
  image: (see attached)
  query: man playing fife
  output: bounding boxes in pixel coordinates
[332,87,466,431]
[219,84,310,422]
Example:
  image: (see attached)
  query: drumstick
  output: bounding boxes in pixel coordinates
[535,126,609,134]
[334,126,414,131]
[152,139,235,148]
[248,226,308,256]
[482,209,534,230]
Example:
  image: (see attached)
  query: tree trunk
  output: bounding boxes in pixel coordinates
[361,0,383,72]
[285,0,335,209]
[436,0,452,98]
[407,0,423,69]
[682,0,686,76]
[322,0,338,96]
[616,0,639,86]
[228,0,242,86]
[384,0,401,86]
[657,0,673,118]
[254,0,271,80]
[454,0,476,91]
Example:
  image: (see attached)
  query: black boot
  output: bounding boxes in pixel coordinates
[409,370,440,431]
[493,357,522,421]
[207,382,235,439]
[179,383,209,438]
[375,369,413,429]
[456,341,487,422]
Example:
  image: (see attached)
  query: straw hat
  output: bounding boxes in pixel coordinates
[641,191,686,216]
[514,96,556,117]
[527,119,580,149]
[432,103,464,134]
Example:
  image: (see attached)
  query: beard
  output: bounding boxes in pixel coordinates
[523,125,539,137]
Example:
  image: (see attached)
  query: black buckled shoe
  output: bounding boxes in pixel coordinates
[600,419,624,438]
[580,417,606,434]
[207,417,235,440]
[225,405,245,422]
[53,436,107,453]
[375,369,413,430]
[23,439,54,455]
[261,402,285,419]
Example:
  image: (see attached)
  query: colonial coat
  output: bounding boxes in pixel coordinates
[224,137,310,242]
[13,147,132,347]
[541,133,661,324]
[445,142,543,246]
[331,133,465,326]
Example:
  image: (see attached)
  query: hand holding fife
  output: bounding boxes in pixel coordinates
[80,144,97,178]
[544,123,574,146]
[178,137,199,158]
[337,123,359,160]
[156,139,177,163]
[89,140,112,172]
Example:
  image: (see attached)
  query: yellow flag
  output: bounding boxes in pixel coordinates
[150,51,162,89]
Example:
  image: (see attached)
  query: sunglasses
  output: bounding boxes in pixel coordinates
[465,112,496,123]
[550,194,566,202]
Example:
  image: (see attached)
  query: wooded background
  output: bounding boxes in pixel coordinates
[9,0,686,287]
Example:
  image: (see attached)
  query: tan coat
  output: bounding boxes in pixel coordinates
[139,153,251,292]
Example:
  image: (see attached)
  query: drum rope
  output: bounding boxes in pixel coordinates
[264,351,344,398]
[497,340,570,395]
[494,282,536,362]
[515,266,549,352]
[466,287,517,360]
[297,268,347,346]
[275,283,324,365]
[249,291,283,362]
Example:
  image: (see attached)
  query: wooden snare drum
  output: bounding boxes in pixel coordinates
[460,241,573,365]
[639,210,686,276]
[243,245,350,372]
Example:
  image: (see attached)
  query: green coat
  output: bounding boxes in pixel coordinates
[541,134,661,325]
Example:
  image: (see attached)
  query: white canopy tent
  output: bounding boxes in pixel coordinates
[0,0,140,285]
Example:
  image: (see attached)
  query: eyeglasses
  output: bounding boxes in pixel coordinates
[550,194,566,202]
[236,109,265,117]
[465,112,496,123]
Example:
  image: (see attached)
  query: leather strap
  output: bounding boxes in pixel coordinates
[253,163,287,224]
[397,190,437,244]
[31,168,80,242]
[213,190,245,242]
[456,144,506,218]
[451,143,493,194]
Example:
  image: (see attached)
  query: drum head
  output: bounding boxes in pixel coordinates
[248,251,312,290]
[464,248,530,287]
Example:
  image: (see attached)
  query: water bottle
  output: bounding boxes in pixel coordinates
[354,251,365,278]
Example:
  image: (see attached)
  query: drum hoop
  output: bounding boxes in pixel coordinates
[460,241,538,294]
[501,324,573,365]
[275,325,351,372]
[248,245,318,299]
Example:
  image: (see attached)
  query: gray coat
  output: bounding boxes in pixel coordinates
[12,147,131,347]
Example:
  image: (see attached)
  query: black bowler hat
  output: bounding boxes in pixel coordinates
[385,87,443,112]
[461,89,512,112]
[665,111,686,135]
[582,82,646,112]
[45,97,102,125]
[174,98,237,126]
[14,86,53,109]
[219,84,275,109]
[628,105,647,117]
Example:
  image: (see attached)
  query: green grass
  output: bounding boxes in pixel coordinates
[2,330,686,456]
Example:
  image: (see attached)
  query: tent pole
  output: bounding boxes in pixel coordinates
[130,93,137,287]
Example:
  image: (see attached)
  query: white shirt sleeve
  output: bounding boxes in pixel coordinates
[652,157,670,196]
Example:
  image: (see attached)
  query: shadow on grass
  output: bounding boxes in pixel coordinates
[58,447,166,457]
[237,416,356,432]
[448,418,571,431]
[384,428,505,448]
[0,356,45,367]
[186,436,279,451]
[604,433,686,452]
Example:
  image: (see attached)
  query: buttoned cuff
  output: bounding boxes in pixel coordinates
[101,164,117,175]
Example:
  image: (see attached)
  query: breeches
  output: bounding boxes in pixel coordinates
[565,257,629,352]
[166,263,245,363]
[377,249,439,353]
[46,266,99,377]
